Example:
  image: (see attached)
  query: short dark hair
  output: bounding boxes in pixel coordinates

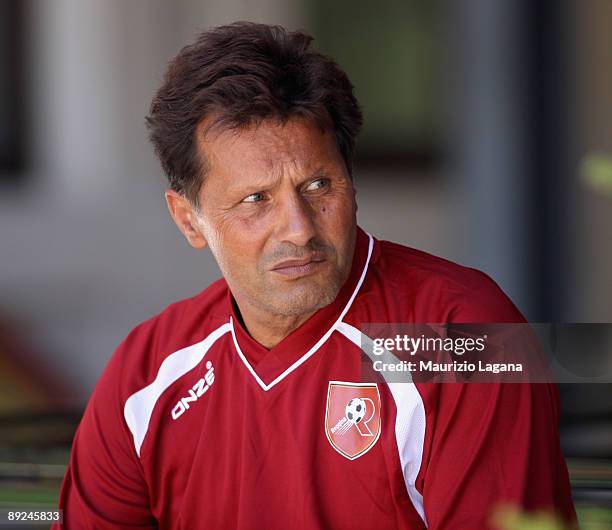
[146,21,363,205]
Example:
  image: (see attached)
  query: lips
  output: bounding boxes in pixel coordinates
[270,253,327,277]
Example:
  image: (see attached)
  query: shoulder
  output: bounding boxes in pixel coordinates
[125,276,229,348]
[98,277,231,401]
[367,237,525,323]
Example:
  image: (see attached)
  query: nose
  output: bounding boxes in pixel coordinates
[274,190,317,248]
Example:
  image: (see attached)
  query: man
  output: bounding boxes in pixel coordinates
[54,22,577,529]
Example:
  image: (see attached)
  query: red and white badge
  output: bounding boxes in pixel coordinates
[324,381,381,460]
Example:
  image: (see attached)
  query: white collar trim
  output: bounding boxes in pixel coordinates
[230,232,374,391]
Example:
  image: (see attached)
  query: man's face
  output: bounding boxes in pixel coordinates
[191,117,357,318]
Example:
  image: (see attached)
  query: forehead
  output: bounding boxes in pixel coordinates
[197,116,344,183]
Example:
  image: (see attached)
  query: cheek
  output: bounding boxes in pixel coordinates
[314,194,356,263]
[315,193,355,227]
[216,215,269,269]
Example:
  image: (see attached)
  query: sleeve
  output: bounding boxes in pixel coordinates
[419,382,578,529]
[52,340,158,529]
[417,270,578,529]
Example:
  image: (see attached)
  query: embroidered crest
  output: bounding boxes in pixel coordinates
[324,381,381,460]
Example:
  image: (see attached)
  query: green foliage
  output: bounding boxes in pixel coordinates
[491,505,567,530]
[492,504,612,530]
[580,153,612,196]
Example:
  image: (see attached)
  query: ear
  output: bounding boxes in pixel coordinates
[164,189,208,250]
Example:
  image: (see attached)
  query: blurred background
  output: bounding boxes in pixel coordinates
[0,0,611,527]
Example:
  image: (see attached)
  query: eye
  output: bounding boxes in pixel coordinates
[242,192,266,203]
[304,178,329,192]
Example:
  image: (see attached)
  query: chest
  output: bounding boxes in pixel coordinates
[139,341,425,529]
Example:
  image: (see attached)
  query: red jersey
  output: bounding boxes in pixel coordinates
[54,226,577,529]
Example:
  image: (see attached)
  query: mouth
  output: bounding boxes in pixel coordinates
[270,253,327,278]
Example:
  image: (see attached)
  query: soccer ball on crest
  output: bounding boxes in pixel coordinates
[345,398,366,424]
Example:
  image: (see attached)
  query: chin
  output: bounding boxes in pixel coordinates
[268,282,340,317]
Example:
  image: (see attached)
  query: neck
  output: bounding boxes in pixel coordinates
[234,300,317,349]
